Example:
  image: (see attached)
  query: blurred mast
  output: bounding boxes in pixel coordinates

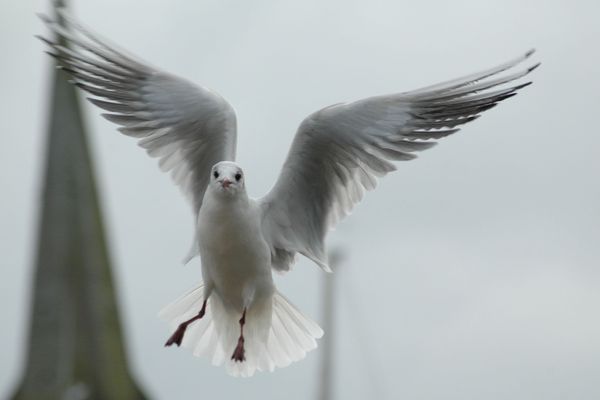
[318,249,344,400]
[11,1,147,399]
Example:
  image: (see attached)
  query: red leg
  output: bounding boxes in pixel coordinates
[231,308,247,362]
[164,299,207,347]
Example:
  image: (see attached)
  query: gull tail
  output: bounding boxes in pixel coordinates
[159,283,323,377]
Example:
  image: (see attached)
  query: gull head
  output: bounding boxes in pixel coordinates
[210,161,245,196]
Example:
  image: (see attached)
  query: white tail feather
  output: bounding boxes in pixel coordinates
[159,283,323,377]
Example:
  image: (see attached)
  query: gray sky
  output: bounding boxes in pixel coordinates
[1,0,599,399]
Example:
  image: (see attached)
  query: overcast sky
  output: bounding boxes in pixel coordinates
[1,0,599,399]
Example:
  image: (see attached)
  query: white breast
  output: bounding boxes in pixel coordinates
[197,193,273,311]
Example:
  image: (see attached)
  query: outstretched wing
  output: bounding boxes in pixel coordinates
[38,11,237,214]
[260,50,539,273]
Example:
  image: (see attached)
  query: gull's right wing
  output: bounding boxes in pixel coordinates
[39,11,238,215]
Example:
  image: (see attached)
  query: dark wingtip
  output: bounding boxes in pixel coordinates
[514,81,533,91]
[35,34,54,46]
[44,50,59,59]
[528,62,541,73]
[525,48,536,58]
[36,12,53,24]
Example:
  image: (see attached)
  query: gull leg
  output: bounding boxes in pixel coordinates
[231,308,247,362]
[164,299,207,347]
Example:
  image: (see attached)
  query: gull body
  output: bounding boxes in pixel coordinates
[198,162,274,313]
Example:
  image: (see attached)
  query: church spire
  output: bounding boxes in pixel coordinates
[12,2,148,398]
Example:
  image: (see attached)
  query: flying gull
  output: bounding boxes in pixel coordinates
[39,10,539,377]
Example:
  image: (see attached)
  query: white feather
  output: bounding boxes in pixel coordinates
[160,284,322,377]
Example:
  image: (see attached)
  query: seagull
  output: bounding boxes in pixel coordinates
[39,10,539,377]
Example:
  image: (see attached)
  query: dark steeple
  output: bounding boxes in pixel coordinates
[12,1,148,399]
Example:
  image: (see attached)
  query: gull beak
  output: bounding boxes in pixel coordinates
[221,179,232,188]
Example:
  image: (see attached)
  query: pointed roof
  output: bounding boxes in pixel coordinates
[12,2,148,399]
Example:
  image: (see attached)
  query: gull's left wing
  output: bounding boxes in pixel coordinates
[260,50,539,273]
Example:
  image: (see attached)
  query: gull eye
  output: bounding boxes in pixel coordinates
[213,170,219,179]
[235,173,242,181]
